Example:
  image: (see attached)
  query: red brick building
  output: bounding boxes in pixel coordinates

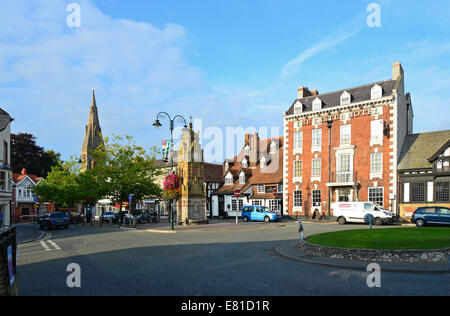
[283,62,413,218]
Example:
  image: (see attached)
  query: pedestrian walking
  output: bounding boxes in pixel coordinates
[118,210,124,228]
[298,218,304,241]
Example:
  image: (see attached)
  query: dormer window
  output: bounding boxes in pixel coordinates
[260,157,267,168]
[371,85,383,100]
[244,145,250,156]
[270,141,278,154]
[239,171,246,184]
[225,173,233,185]
[312,98,322,111]
[444,147,450,157]
[242,158,248,168]
[340,91,351,105]
[294,101,303,115]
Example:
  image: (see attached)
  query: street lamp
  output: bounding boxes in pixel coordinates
[153,112,188,230]
[153,112,187,172]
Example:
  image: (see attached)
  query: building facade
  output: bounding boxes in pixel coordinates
[12,169,42,223]
[283,62,413,217]
[398,130,450,221]
[0,109,13,228]
[212,133,284,217]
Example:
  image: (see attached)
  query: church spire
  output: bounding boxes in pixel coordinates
[81,88,104,171]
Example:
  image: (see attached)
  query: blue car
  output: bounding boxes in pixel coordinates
[241,206,281,223]
[38,212,70,230]
[411,206,450,227]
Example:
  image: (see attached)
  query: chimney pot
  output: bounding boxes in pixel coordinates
[312,89,319,96]
[21,168,26,175]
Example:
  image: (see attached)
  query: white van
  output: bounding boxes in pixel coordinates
[333,202,394,225]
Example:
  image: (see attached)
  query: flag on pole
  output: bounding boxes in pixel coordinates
[162,140,172,162]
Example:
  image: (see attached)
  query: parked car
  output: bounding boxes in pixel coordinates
[334,202,394,225]
[102,211,116,223]
[411,206,450,227]
[136,211,151,224]
[241,206,282,223]
[38,212,69,230]
[66,210,84,224]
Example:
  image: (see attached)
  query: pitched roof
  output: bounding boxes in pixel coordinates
[13,173,42,185]
[285,79,397,115]
[398,130,450,170]
[204,163,224,183]
[214,136,284,196]
[0,108,12,132]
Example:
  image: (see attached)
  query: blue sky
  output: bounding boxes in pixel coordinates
[1,0,449,163]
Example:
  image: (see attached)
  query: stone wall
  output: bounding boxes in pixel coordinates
[298,240,449,264]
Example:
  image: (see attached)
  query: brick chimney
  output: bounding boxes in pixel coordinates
[297,87,313,99]
[249,133,260,166]
[392,62,404,80]
[21,168,26,175]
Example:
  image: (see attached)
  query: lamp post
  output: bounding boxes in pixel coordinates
[327,120,333,217]
[153,112,187,230]
[153,112,188,172]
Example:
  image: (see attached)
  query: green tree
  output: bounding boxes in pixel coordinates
[11,133,61,177]
[90,135,162,213]
[33,158,81,209]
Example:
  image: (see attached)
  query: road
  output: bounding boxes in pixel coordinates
[16,221,449,296]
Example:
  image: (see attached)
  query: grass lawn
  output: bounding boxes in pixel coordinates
[306,227,450,250]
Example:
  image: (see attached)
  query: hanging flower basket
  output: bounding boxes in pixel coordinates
[162,173,181,201]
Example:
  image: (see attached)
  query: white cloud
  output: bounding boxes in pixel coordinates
[280,15,364,79]
[0,0,209,159]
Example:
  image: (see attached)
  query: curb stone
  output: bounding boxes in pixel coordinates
[18,231,47,245]
[273,241,450,274]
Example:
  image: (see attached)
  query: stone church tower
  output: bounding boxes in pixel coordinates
[176,123,208,225]
[81,89,104,171]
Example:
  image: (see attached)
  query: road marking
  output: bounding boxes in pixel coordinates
[40,241,52,251]
[40,240,61,251]
[47,240,61,250]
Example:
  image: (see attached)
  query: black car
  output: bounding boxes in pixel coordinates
[66,210,84,224]
[136,211,151,224]
[411,206,450,227]
[38,212,69,230]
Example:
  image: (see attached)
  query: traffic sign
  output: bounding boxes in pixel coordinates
[234,190,240,198]
[273,188,278,198]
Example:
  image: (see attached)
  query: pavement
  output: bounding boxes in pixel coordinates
[14,223,46,245]
[136,218,289,233]
[274,240,450,274]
